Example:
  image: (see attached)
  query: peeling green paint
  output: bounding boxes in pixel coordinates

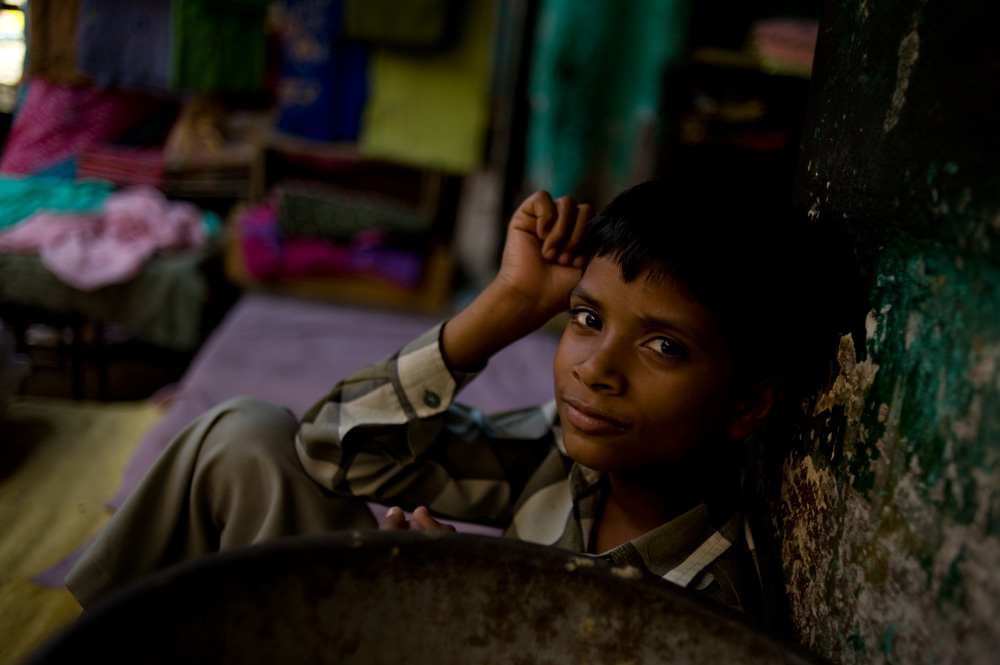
[882,623,896,656]
[755,0,1000,663]
[847,622,866,652]
[937,545,968,609]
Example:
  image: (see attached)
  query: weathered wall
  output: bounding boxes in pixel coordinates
[762,0,1000,663]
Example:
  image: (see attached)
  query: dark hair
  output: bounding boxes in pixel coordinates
[579,178,840,395]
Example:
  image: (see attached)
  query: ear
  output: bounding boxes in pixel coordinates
[727,376,784,440]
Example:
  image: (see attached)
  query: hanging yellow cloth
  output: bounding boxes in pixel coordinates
[358,0,495,174]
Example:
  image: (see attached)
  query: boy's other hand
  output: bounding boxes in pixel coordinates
[497,191,593,322]
[379,506,457,532]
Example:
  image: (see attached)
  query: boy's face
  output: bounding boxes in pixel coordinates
[553,256,741,476]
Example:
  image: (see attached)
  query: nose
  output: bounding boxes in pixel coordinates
[573,336,626,394]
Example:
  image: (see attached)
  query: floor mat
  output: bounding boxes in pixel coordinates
[0,396,162,665]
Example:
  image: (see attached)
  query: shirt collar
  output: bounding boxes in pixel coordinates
[567,462,745,589]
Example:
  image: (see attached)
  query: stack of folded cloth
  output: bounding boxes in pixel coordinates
[238,182,431,289]
[77,144,254,199]
[747,18,819,77]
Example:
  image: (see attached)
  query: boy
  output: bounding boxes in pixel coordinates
[67,180,793,621]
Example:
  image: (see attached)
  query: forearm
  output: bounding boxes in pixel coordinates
[441,191,590,372]
[441,281,562,373]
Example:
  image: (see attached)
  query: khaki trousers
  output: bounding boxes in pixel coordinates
[65,397,377,607]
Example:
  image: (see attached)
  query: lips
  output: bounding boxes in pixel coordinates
[561,396,629,435]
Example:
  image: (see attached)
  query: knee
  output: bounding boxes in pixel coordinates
[197,397,299,468]
[213,396,297,436]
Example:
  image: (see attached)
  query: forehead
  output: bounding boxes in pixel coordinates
[574,257,730,354]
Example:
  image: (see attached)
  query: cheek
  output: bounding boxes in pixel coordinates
[640,371,735,432]
[553,331,586,386]
[678,380,737,432]
[553,339,571,390]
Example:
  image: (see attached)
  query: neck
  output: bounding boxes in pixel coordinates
[594,452,742,554]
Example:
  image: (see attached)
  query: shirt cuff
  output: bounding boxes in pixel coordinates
[396,323,481,418]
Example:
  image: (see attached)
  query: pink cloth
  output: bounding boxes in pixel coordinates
[0,186,206,290]
[0,78,164,176]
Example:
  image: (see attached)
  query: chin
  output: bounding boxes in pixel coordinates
[561,432,627,473]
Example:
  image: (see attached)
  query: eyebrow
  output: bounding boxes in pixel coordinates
[570,284,710,347]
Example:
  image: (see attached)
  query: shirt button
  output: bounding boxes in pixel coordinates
[423,390,441,408]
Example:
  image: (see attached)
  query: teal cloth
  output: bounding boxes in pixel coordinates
[0,176,114,230]
[525,0,691,203]
[0,176,220,236]
[201,210,221,236]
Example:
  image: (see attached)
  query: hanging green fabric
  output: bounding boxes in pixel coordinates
[171,0,269,92]
[524,0,691,203]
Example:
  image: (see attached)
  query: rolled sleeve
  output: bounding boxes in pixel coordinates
[295,323,479,494]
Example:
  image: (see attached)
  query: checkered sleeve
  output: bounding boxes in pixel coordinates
[294,324,557,523]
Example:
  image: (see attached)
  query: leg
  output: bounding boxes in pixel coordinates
[65,396,376,607]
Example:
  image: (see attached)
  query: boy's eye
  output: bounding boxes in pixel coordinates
[569,308,602,329]
[645,337,687,358]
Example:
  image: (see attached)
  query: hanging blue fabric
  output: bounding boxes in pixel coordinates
[273,0,369,142]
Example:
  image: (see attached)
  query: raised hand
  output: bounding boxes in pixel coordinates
[441,191,593,372]
[495,191,593,323]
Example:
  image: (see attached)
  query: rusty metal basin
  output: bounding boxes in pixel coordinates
[29,531,823,664]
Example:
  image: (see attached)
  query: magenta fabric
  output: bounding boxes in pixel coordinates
[0,78,164,176]
[0,187,206,291]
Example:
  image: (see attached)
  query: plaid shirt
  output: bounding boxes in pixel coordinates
[296,325,766,619]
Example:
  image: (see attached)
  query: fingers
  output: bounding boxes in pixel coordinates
[411,506,457,532]
[565,202,593,268]
[537,195,592,266]
[379,506,409,530]
[379,506,457,532]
